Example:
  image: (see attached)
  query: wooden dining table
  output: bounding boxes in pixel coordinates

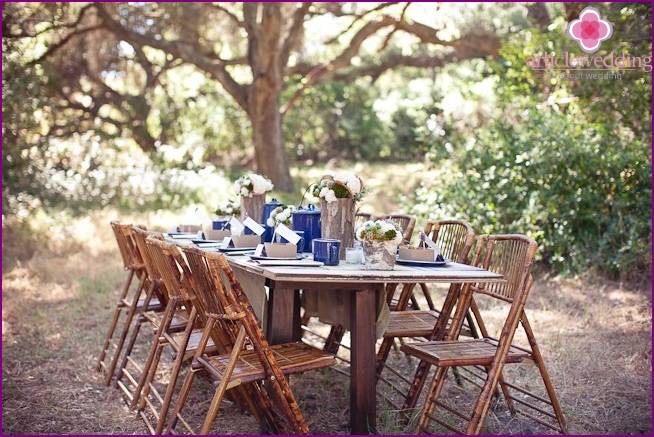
[226,255,505,435]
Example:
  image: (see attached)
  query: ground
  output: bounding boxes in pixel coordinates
[2,212,651,435]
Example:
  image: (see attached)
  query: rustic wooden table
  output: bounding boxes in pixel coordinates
[227,256,505,434]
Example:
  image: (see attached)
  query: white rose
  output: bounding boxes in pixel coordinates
[347,177,362,194]
[319,186,329,198]
[267,217,275,226]
[324,189,337,203]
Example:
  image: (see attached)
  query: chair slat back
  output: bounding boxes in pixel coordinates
[131,227,163,282]
[355,212,373,227]
[380,213,417,244]
[468,234,537,303]
[110,221,133,270]
[180,245,242,354]
[425,219,475,263]
[146,236,185,300]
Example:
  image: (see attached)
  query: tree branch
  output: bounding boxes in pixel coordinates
[27,24,102,65]
[280,2,312,67]
[94,4,249,111]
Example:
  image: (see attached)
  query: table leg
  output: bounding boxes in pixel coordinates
[350,287,378,435]
[266,282,300,344]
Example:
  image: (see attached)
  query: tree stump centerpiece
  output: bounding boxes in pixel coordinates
[313,173,365,260]
[356,219,404,270]
[234,173,274,222]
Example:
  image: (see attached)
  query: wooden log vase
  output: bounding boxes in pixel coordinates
[240,193,265,223]
[320,198,355,260]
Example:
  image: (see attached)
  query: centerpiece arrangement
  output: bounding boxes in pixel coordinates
[355,219,404,270]
[265,205,298,258]
[234,173,274,221]
[312,172,365,259]
[214,199,240,220]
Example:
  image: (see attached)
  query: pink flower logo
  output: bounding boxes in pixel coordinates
[567,7,613,54]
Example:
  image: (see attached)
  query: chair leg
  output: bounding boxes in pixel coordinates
[96,268,135,372]
[417,366,450,432]
[522,316,568,434]
[104,276,148,385]
[154,308,197,434]
[419,283,436,311]
[166,364,200,434]
[199,328,248,435]
[323,324,345,354]
[115,314,146,389]
[374,337,395,377]
[129,301,178,409]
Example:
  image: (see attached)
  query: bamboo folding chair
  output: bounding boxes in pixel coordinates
[375,219,477,403]
[167,248,337,435]
[355,211,373,227]
[112,228,194,416]
[96,221,164,385]
[129,236,223,434]
[401,235,567,434]
[379,213,417,245]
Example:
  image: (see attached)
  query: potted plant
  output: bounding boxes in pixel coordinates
[355,219,404,270]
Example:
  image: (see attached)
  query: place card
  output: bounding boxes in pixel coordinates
[275,223,301,245]
[229,216,245,236]
[253,244,264,257]
[243,217,265,235]
[220,237,232,249]
[419,232,442,260]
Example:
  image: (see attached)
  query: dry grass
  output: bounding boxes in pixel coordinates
[2,212,651,435]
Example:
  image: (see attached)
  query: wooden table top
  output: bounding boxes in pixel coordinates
[225,254,505,284]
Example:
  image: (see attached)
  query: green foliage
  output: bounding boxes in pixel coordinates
[283,80,393,162]
[411,4,652,278]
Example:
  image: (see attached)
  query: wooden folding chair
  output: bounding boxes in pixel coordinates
[401,234,567,434]
[167,248,337,435]
[375,219,477,402]
[96,221,163,385]
[355,211,373,227]
[378,213,416,245]
[129,236,224,434]
[112,228,193,415]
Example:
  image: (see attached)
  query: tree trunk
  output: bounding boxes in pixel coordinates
[250,90,294,192]
[246,3,295,193]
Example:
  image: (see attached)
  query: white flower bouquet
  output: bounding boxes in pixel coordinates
[312,172,365,203]
[234,173,274,197]
[214,199,240,218]
[267,205,296,227]
[355,220,404,245]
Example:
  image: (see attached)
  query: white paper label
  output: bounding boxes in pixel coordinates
[275,223,301,245]
[229,216,244,236]
[421,234,442,260]
[253,244,264,257]
[220,237,232,249]
[243,217,265,235]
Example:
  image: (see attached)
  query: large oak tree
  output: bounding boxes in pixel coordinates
[4,2,500,191]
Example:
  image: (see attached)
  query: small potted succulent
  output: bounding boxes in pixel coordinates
[355,219,404,270]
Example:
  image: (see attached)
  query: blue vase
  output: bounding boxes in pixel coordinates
[261,198,284,243]
[292,204,321,253]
